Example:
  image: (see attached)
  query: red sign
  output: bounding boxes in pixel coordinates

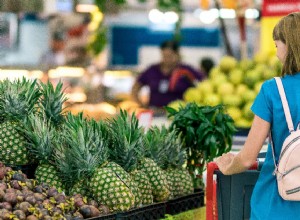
[262,0,300,17]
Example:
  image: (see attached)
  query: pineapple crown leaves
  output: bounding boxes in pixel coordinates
[19,113,57,164]
[108,109,144,172]
[143,125,186,169]
[39,80,68,127]
[55,113,109,183]
[0,77,41,121]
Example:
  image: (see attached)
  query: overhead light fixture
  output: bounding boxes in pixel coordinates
[196,8,260,24]
[76,0,97,13]
[148,9,179,24]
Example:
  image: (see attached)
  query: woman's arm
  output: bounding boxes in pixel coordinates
[131,81,144,106]
[216,115,270,175]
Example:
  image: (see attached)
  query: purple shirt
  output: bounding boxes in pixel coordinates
[137,63,204,107]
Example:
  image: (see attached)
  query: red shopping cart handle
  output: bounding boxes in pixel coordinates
[206,161,258,220]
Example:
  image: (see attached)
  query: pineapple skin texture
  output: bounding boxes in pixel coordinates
[106,162,142,207]
[130,169,153,205]
[165,168,194,199]
[139,158,170,202]
[0,121,31,165]
[177,169,194,195]
[89,166,135,212]
[35,163,65,192]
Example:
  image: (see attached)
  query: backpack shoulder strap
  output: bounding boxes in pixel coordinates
[274,77,295,132]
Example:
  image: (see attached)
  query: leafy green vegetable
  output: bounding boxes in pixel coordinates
[166,103,237,188]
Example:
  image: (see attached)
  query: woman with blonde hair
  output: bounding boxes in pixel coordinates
[216,12,300,219]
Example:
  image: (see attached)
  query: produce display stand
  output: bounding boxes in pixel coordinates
[165,189,205,215]
[116,202,166,220]
[86,189,205,220]
[206,161,263,220]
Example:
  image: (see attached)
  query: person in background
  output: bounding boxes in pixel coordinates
[215,12,300,219]
[131,40,204,109]
[199,57,215,79]
[39,31,66,72]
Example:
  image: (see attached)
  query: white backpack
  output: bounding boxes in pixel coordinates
[271,77,300,201]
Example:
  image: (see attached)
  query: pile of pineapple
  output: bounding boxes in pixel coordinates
[0,77,194,216]
[169,53,282,128]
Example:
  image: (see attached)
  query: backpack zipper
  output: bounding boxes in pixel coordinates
[279,136,300,163]
[282,165,300,177]
[286,186,300,195]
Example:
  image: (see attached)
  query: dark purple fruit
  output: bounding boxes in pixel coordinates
[72,211,84,220]
[3,193,17,205]
[0,183,7,191]
[13,210,26,220]
[33,186,43,194]
[0,202,12,211]
[12,173,26,182]
[88,200,98,208]
[0,190,5,202]
[54,193,66,203]
[26,215,38,220]
[98,204,110,215]
[74,197,85,208]
[33,193,45,202]
[79,205,101,218]
[17,201,32,214]
[25,195,36,205]
[10,180,22,190]
[0,209,12,220]
[47,187,58,197]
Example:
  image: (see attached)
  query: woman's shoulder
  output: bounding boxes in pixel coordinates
[261,78,276,91]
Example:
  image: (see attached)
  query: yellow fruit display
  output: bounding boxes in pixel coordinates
[182,52,281,128]
[219,56,238,73]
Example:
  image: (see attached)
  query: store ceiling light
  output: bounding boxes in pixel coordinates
[198,9,218,24]
[245,9,260,19]
[0,70,29,81]
[48,67,85,78]
[148,9,178,24]
[148,9,164,23]
[76,0,97,13]
[197,8,260,23]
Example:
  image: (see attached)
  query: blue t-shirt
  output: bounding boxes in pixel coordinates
[250,74,300,220]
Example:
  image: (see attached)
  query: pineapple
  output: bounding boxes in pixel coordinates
[39,80,67,128]
[22,114,65,191]
[144,126,194,198]
[55,113,135,212]
[20,81,67,190]
[108,110,153,206]
[0,78,41,165]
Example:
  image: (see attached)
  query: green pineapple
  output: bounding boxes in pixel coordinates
[108,110,153,206]
[39,80,67,128]
[144,126,194,199]
[22,114,65,191]
[0,78,41,165]
[55,113,135,212]
[20,81,67,190]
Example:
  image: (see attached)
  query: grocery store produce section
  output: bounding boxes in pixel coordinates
[0,77,208,219]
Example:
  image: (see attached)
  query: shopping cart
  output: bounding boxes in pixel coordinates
[206,156,264,220]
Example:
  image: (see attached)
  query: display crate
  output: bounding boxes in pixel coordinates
[116,202,166,220]
[165,189,205,215]
[87,213,117,220]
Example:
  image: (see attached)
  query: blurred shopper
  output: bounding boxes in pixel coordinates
[199,57,215,78]
[216,12,300,220]
[39,31,66,72]
[131,40,204,108]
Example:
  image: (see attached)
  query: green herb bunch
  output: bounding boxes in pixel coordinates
[166,103,237,188]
